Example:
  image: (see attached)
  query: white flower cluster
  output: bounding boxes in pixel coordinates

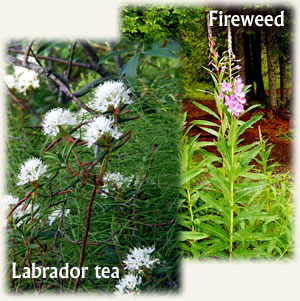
[114,246,159,295]
[17,157,48,186]
[48,208,70,226]
[90,80,133,113]
[5,194,38,226]
[5,194,19,207]
[114,274,141,296]
[4,56,40,95]
[83,116,122,147]
[103,172,134,189]
[123,246,159,273]
[42,108,77,137]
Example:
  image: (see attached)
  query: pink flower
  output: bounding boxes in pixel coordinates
[220,83,232,93]
[234,75,244,88]
[218,93,224,100]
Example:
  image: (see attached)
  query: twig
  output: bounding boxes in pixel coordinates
[131,145,156,236]
[9,48,93,70]
[27,248,38,292]
[7,190,34,218]
[111,130,132,152]
[15,256,27,292]
[73,185,97,292]
[23,39,35,64]
[43,137,62,153]
[73,77,115,99]
[6,55,96,114]
[48,73,96,114]
[53,194,69,293]
[66,41,77,80]
[109,41,123,69]
[58,226,121,246]
[48,164,61,206]
[79,40,111,77]
[6,85,41,120]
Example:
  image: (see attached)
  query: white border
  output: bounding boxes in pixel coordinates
[0,0,298,300]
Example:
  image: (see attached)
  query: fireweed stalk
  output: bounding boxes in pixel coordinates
[190,15,264,260]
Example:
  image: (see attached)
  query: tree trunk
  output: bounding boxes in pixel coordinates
[279,54,287,107]
[251,30,265,99]
[243,32,255,98]
[235,28,246,85]
[265,28,277,110]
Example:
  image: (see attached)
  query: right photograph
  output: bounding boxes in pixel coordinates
[179,5,294,260]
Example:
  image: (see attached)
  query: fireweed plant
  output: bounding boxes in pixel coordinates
[5,39,180,293]
[180,16,294,260]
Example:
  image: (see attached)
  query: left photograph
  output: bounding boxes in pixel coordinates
[4,38,181,293]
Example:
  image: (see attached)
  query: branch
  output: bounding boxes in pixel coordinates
[79,40,111,77]
[109,41,123,69]
[23,39,35,64]
[7,190,34,218]
[6,55,97,114]
[8,48,94,70]
[65,41,77,80]
[73,185,97,292]
[6,86,41,120]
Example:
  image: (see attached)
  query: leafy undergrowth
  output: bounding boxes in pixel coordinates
[6,41,182,293]
[179,126,294,260]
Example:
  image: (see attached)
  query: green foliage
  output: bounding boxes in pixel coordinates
[6,39,181,293]
[121,6,196,42]
[180,109,294,260]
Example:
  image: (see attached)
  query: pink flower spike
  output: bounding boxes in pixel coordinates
[218,93,224,100]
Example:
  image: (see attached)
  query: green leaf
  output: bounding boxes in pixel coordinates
[144,48,177,58]
[179,231,209,241]
[98,49,135,64]
[200,127,219,137]
[235,182,268,202]
[234,207,277,225]
[66,139,79,164]
[192,120,220,128]
[194,141,216,148]
[239,145,261,166]
[238,114,262,137]
[198,191,230,222]
[37,40,60,55]
[124,53,140,88]
[199,223,229,242]
[207,165,231,200]
[181,168,205,185]
[192,101,220,120]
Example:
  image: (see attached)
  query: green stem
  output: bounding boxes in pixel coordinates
[187,188,194,232]
[229,117,236,261]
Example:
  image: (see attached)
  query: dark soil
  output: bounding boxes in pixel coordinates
[182,99,294,174]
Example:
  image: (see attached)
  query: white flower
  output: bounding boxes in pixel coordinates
[48,208,70,226]
[17,157,48,186]
[42,108,77,137]
[123,246,159,273]
[5,56,40,94]
[83,116,122,147]
[8,203,39,226]
[114,274,141,295]
[91,80,133,113]
[4,74,17,89]
[5,194,19,207]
